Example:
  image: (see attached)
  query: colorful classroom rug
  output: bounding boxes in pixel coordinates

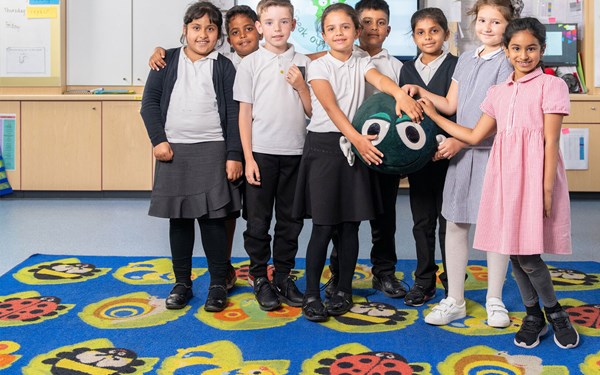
[1,254,599,374]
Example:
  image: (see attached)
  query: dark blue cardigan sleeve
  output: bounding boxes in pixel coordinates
[140,55,169,147]
[218,55,242,162]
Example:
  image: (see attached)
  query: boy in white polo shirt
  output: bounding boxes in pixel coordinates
[233,0,311,311]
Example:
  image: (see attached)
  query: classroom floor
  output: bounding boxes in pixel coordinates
[2,194,599,276]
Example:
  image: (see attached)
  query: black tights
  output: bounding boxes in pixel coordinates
[170,218,228,287]
[305,222,360,298]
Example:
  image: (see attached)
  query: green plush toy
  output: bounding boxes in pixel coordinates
[350,92,445,175]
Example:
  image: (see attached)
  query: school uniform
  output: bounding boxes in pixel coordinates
[233,44,310,279]
[400,51,458,290]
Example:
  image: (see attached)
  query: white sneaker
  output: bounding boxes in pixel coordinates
[486,297,510,328]
[424,297,467,325]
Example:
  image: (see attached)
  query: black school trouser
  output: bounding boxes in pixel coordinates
[408,159,449,290]
[243,153,303,279]
[330,172,401,278]
[170,217,228,286]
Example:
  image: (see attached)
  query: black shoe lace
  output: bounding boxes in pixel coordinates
[521,316,543,333]
[320,274,337,291]
[551,316,571,330]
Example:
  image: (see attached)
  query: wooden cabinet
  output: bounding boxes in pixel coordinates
[102,101,152,190]
[21,101,102,190]
[0,101,20,190]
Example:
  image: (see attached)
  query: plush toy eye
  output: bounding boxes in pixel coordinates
[361,118,390,146]
[395,121,426,150]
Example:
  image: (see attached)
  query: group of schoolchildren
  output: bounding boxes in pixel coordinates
[140,0,580,350]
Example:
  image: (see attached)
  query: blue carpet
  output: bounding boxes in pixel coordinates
[1,254,599,374]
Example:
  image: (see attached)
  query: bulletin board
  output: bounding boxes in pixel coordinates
[0,0,62,86]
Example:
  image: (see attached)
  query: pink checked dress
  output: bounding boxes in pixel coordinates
[473,68,572,255]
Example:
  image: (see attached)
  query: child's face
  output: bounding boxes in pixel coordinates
[413,18,448,57]
[256,6,295,52]
[227,14,260,57]
[358,9,390,51]
[475,5,508,49]
[322,10,360,57]
[506,30,543,79]
[183,15,219,61]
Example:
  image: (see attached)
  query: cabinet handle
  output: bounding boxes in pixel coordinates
[591,106,597,111]
[123,78,128,81]
[92,107,97,110]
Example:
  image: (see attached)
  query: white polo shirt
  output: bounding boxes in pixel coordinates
[224,50,243,70]
[307,52,375,133]
[165,48,223,144]
[354,46,402,97]
[233,44,310,155]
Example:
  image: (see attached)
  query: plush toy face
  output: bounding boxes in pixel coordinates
[352,92,441,174]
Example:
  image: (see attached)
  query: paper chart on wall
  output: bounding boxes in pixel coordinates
[560,128,589,170]
[0,114,17,171]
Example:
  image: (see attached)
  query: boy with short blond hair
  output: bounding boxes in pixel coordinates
[233,0,311,311]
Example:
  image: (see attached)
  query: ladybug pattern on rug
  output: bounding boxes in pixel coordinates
[112,258,207,285]
[437,345,569,374]
[196,292,302,330]
[321,265,405,291]
[422,299,523,336]
[157,340,289,374]
[0,341,21,370]
[22,338,158,374]
[548,266,600,291]
[231,260,304,287]
[301,343,431,375]
[79,292,187,329]
[560,297,600,336]
[580,350,600,374]
[434,264,489,291]
[13,257,110,285]
[322,296,418,333]
[0,291,73,327]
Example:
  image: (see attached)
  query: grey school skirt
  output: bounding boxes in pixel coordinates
[149,141,241,219]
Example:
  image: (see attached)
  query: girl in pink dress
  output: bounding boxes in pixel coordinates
[419,17,579,350]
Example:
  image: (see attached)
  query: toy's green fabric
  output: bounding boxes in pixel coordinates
[351,93,443,175]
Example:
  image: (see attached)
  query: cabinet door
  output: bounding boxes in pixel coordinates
[0,102,20,190]
[132,0,192,85]
[102,101,153,190]
[67,0,132,85]
[21,102,102,190]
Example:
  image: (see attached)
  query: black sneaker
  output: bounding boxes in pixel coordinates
[547,309,580,349]
[323,273,338,299]
[404,284,436,306]
[303,296,327,322]
[514,314,548,348]
[165,283,193,310]
[225,263,237,291]
[372,274,407,298]
[253,277,281,311]
[273,275,303,307]
[326,290,353,316]
[204,285,227,312]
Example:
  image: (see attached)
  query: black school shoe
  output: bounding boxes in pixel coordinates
[303,296,328,322]
[225,263,237,291]
[204,285,228,312]
[514,314,548,348]
[165,283,193,309]
[273,275,303,307]
[254,277,281,311]
[547,309,580,349]
[372,274,407,298]
[326,290,353,316]
[404,284,436,306]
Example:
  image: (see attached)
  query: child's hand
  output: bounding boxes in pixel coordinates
[544,191,552,218]
[395,94,423,123]
[402,84,420,97]
[226,160,243,182]
[149,47,167,71]
[153,142,173,161]
[353,135,383,165]
[286,65,307,92]
[436,138,464,160]
[417,97,439,118]
[245,160,261,186]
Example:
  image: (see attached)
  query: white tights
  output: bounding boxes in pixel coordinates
[445,221,509,305]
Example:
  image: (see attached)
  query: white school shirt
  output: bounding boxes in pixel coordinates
[353,46,402,97]
[224,50,243,70]
[233,44,310,155]
[307,52,375,133]
[165,48,223,144]
[414,50,449,85]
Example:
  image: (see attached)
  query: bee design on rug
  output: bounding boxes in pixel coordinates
[42,347,145,374]
[549,267,599,287]
[0,296,67,322]
[28,262,101,281]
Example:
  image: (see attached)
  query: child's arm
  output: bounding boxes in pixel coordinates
[418,97,496,146]
[364,69,423,123]
[140,61,173,161]
[542,113,563,218]
[306,51,327,61]
[286,65,312,117]
[239,102,261,185]
[149,47,167,71]
[403,80,458,116]
[222,59,243,182]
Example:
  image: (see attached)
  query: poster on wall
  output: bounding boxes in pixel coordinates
[560,128,589,170]
[0,114,17,171]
